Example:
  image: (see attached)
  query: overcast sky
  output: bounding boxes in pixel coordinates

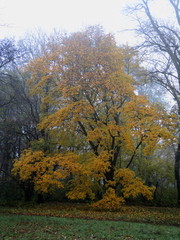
[0,0,173,45]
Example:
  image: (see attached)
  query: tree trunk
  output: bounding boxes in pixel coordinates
[21,182,34,202]
[175,141,180,205]
[105,165,115,182]
[24,189,33,202]
[37,193,44,203]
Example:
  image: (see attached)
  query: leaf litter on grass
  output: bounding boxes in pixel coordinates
[0,203,179,227]
[0,218,179,240]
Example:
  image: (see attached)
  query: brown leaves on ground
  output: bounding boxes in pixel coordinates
[0,203,179,226]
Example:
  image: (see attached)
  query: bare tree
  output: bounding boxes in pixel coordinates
[127,0,180,204]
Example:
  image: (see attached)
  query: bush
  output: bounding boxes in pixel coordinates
[0,178,24,204]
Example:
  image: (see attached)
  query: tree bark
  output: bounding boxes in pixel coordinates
[175,140,180,205]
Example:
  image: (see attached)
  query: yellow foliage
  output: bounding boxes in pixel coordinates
[66,175,96,200]
[85,151,111,179]
[114,168,155,200]
[92,169,155,210]
[65,151,111,200]
[12,149,80,193]
[91,188,125,210]
[121,96,176,155]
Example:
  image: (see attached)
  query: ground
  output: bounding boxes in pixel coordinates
[0,203,179,240]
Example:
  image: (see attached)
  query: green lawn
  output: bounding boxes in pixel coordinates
[0,214,180,240]
[0,203,179,239]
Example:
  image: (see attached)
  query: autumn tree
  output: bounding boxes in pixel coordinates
[12,26,176,208]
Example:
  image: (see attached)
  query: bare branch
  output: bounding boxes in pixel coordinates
[169,0,180,25]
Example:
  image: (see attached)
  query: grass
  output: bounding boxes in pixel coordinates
[0,203,179,239]
[0,202,179,226]
[0,214,180,240]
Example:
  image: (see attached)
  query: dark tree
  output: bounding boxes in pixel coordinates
[0,39,40,179]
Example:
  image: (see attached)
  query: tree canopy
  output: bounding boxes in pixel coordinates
[11,26,176,208]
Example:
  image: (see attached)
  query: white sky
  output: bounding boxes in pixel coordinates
[0,0,173,45]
